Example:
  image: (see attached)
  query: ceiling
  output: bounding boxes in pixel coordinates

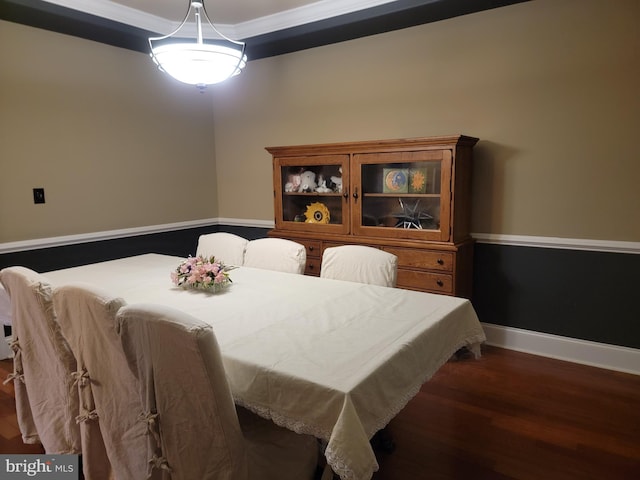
[1,0,529,60]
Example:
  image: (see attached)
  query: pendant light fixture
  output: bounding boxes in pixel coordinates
[148,1,247,90]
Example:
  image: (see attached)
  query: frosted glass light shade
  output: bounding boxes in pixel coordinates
[148,1,247,89]
[150,43,247,87]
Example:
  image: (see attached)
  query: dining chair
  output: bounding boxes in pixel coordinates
[0,267,81,454]
[196,232,249,266]
[243,238,307,274]
[116,302,319,480]
[320,245,398,287]
[53,283,148,480]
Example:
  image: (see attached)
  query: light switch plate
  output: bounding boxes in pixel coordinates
[33,188,45,204]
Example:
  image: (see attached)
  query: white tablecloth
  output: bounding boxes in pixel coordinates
[14,254,485,480]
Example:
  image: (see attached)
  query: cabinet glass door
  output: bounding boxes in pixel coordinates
[273,155,350,234]
[352,150,452,241]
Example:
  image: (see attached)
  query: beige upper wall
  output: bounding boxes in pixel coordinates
[1,0,638,244]
[212,0,640,241]
[0,20,218,243]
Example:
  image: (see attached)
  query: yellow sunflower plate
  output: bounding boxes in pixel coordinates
[304,202,330,224]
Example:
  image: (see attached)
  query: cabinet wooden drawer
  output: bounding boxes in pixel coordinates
[297,239,321,276]
[383,247,453,272]
[294,239,321,259]
[305,258,320,276]
[396,269,453,294]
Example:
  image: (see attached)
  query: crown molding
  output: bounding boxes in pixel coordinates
[233,0,397,38]
[38,0,401,39]
[1,0,530,59]
[41,0,155,25]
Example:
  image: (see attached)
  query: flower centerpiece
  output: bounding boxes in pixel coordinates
[170,255,232,293]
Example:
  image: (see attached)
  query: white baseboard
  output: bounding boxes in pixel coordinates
[4,327,636,374]
[482,322,640,375]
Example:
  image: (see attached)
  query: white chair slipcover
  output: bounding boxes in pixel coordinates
[243,238,306,275]
[116,303,319,480]
[53,283,147,480]
[0,283,12,327]
[195,232,249,267]
[0,284,12,360]
[320,245,398,287]
[0,267,81,454]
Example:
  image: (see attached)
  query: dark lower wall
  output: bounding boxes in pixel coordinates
[1,225,637,349]
[0,225,270,272]
[472,244,640,349]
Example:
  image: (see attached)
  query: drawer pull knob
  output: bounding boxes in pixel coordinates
[437,258,444,265]
[308,263,314,270]
[309,246,314,251]
[436,279,444,287]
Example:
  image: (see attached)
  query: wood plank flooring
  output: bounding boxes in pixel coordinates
[1,346,638,479]
[0,360,44,455]
[372,346,640,479]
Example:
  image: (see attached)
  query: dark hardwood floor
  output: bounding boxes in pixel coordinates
[1,346,639,479]
[0,361,44,455]
[372,346,640,479]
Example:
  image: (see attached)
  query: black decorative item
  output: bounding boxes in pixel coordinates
[392,198,433,229]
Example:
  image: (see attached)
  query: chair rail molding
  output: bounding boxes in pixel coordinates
[0,218,221,254]
[2,221,638,255]
[472,233,640,255]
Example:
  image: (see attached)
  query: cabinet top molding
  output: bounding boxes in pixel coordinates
[266,135,479,156]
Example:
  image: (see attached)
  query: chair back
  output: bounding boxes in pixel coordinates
[117,303,249,480]
[196,232,249,266]
[320,245,398,287]
[0,267,81,453]
[243,238,306,274]
[53,283,147,480]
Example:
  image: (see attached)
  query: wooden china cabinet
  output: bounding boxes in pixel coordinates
[267,135,478,298]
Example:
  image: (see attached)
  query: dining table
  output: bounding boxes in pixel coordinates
[9,253,486,480]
